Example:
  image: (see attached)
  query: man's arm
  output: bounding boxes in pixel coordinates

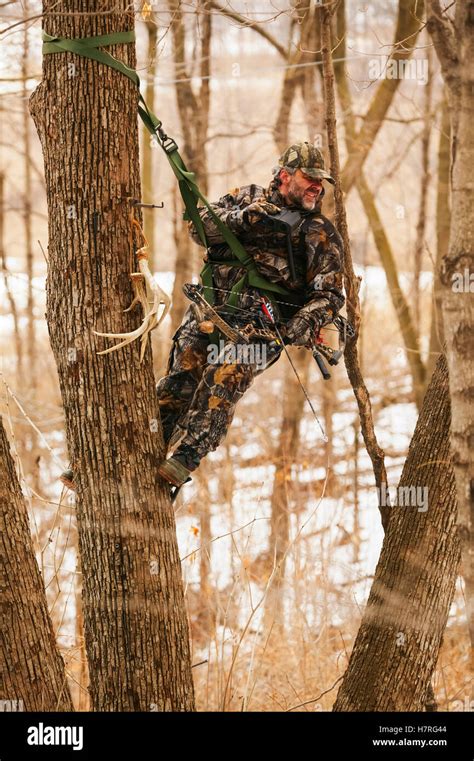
[284,217,345,347]
[187,190,239,247]
[187,187,280,247]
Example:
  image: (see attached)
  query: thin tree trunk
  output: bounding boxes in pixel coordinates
[23,0,35,396]
[413,45,433,331]
[356,177,426,408]
[169,0,212,331]
[333,354,460,711]
[30,0,195,711]
[0,415,74,711]
[0,173,23,382]
[196,459,213,637]
[427,94,450,379]
[170,186,194,336]
[22,2,40,487]
[319,4,390,530]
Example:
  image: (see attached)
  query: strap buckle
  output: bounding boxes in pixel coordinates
[161,135,179,154]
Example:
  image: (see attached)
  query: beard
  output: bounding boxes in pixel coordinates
[286,179,322,211]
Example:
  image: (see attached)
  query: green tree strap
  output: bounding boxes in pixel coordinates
[42,30,293,305]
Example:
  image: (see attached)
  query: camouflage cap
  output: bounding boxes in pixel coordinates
[279,141,335,184]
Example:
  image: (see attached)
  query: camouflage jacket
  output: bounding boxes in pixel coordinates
[187,178,345,344]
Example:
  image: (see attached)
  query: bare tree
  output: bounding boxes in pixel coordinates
[30,0,195,710]
[169,0,212,334]
[0,172,23,382]
[0,415,74,711]
[427,0,474,670]
[333,354,460,710]
[413,45,433,330]
[427,92,450,379]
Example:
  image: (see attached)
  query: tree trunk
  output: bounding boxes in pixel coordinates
[333,354,460,711]
[30,0,195,711]
[355,176,427,408]
[22,1,40,489]
[195,459,214,638]
[427,0,474,674]
[413,44,432,331]
[427,94,450,380]
[0,173,23,382]
[170,186,195,336]
[0,415,74,711]
[168,0,212,332]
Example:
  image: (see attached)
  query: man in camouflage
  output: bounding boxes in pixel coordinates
[156,141,345,491]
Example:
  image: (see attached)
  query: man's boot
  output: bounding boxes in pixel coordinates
[157,456,193,488]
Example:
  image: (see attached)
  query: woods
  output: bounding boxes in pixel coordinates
[0,0,472,740]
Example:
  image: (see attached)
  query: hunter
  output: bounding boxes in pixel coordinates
[155,141,345,492]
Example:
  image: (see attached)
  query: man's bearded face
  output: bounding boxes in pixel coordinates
[284,169,323,211]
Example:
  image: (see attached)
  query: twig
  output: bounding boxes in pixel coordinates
[286,676,343,712]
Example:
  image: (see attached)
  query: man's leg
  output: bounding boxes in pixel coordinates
[159,337,281,486]
[156,308,210,449]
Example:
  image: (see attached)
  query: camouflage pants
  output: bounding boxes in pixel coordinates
[156,307,282,471]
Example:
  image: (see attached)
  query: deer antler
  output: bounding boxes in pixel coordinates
[94,246,171,362]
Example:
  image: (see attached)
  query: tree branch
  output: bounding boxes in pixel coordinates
[209,0,287,59]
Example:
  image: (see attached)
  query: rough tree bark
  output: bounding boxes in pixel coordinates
[427,0,474,672]
[0,415,74,711]
[333,354,460,711]
[30,0,195,711]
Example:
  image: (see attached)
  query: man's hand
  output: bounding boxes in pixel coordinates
[242,201,280,226]
[227,201,280,233]
[284,313,321,348]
